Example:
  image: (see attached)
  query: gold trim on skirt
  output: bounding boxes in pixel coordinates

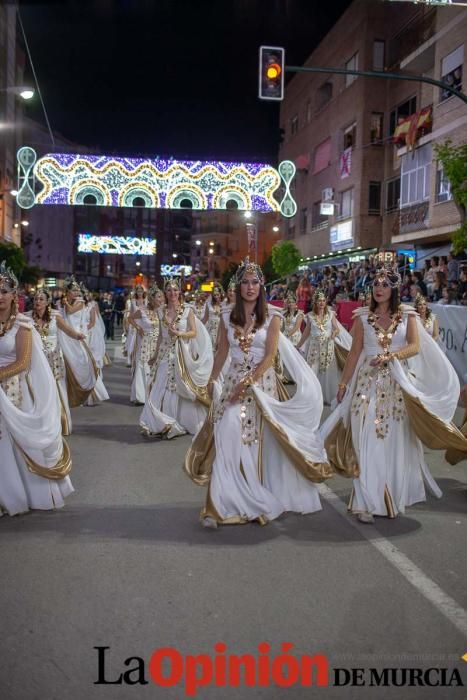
[403,392,467,454]
[15,439,72,479]
[324,418,360,478]
[176,344,210,407]
[445,410,467,465]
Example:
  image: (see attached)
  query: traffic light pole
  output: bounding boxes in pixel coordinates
[284,65,467,104]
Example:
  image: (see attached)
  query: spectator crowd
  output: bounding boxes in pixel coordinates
[267,251,466,311]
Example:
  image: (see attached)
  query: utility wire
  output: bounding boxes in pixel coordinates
[17,9,55,147]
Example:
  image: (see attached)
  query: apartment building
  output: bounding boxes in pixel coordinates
[279,0,466,268]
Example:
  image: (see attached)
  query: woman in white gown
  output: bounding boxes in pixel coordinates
[414,293,440,341]
[185,258,332,528]
[296,290,352,404]
[320,266,467,523]
[140,278,213,439]
[60,277,109,405]
[130,284,164,405]
[83,286,110,368]
[192,291,207,320]
[281,292,304,346]
[26,289,96,434]
[127,285,147,367]
[203,285,223,349]
[0,262,73,516]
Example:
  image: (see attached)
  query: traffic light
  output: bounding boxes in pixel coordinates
[259,46,285,101]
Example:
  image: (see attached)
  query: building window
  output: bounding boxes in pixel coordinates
[373,40,385,71]
[389,96,417,136]
[436,163,452,203]
[343,122,357,149]
[368,182,381,214]
[313,138,331,174]
[312,201,328,229]
[291,114,299,135]
[339,188,354,219]
[400,144,432,207]
[317,81,333,110]
[345,52,358,87]
[440,45,463,102]
[370,113,383,144]
[386,178,400,212]
[300,207,308,235]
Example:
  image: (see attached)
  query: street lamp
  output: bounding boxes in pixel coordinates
[195,240,201,246]
[0,86,35,100]
[244,211,252,219]
[272,226,279,232]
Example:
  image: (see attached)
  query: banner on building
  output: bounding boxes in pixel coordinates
[429,304,467,385]
[340,147,352,179]
[246,223,257,258]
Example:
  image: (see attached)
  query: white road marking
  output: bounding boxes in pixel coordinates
[319,484,467,638]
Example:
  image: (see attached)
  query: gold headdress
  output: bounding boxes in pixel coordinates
[234,257,265,285]
[285,291,297,303]
[163,276,181,291]
[0,260,19,291]
[227,277,236,291]
[34,286,52,301]
[64,275,81,292]
[373,264,401,289]
[147,282,161,298]
[414,292,427,307]
[313,289,327,303]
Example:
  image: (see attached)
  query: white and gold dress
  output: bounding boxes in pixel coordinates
[302,309,352,404]
[282,309,304,346]
[140,305,213,438]
[320,306,467,517]
[0,315,73,516]
[131,307,159,404]
[205,300,222,349]
[186,307,332,524]
[61,302,109,405]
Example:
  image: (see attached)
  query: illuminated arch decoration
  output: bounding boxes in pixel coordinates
[77,233,156,255]
[119,182,160,208]
[18,149,297,216]
[69,181,112,206]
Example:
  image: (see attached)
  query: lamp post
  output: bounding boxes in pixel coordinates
[0,86,35,100]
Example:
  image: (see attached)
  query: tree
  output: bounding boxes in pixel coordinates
[261,253,275,283]
[433,140,467,255]
[271,240,302,278]
[0,241,27,276]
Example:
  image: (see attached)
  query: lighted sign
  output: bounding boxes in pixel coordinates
[77,234,156,255]
[160,264,192,276]
[320,202,334,215]
[397,249,417,270]
[330,220,353,252]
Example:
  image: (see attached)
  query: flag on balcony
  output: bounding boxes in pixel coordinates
[340,147,352,178]
[393,105,433,150]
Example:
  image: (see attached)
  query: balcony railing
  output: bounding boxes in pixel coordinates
[387,7,436,68]
[399,201,429,234]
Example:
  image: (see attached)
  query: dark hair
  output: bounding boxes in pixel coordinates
[230,284,267,328]
[431,256,439,265]
[34,288,52,323]
[369,285,401,315]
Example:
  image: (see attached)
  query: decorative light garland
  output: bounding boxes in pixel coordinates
[77,233,156,255]
[17,149,298,216]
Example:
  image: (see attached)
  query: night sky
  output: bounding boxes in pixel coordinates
[19,0,352,162]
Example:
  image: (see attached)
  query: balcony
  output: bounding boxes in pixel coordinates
[388,7,436,69]
[399,201,429,235]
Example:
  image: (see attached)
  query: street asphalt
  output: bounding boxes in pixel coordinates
[1,333,466,700]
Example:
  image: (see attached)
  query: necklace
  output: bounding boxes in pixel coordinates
[367,310,402,354]
[162,303,184,329]
[232,313,257,354]
[32,311,50,338]
[0,312,16,338]
[311,310,330,332]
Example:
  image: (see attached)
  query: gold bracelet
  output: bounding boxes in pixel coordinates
[338,382,347,390]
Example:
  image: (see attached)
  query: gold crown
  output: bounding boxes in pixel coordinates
[148,282,161,298]
[0,260,18,291]
[414,292,427,306]
[234,257,265,285]
[285,291,297,303]
[373,264,402,288]
[227,277,236,291]
[313,289,327,302]
[163,276,181,291]
[64,275,81,292]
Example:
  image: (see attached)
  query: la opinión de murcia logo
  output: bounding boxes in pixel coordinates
[94,645,464,696]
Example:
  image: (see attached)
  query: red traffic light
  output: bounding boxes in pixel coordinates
[259,46,285,101]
